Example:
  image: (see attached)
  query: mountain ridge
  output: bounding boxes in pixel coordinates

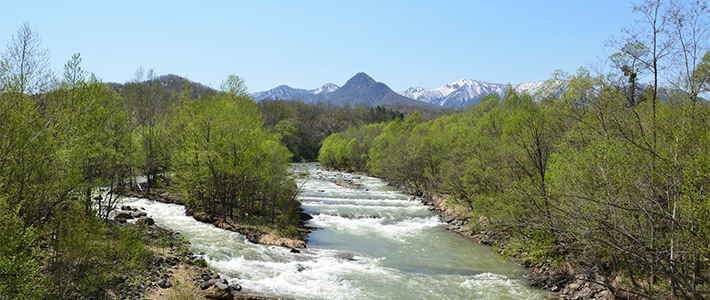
[253,75,547,108]
[324,72,436,108]
[400,79,546,108]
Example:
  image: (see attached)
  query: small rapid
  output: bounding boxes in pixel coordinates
[118,163,549,299]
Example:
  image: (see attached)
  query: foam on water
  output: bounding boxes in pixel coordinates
[116,163,548,299]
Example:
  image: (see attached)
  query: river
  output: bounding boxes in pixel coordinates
[118,163,549,299]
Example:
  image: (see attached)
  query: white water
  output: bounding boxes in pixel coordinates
[117,163,548,299]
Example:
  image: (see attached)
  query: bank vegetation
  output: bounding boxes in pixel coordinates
[319,1,710,298]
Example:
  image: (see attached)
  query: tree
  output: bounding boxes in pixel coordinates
[610,42,650,106]
[172,75,296,226]
[123,67,170,192]
[0,22,52,97]
[695,50,710,95]
[666,0,710,104]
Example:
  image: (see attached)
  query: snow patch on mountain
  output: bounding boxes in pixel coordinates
[400,79,548,108]
[252,83,339,103]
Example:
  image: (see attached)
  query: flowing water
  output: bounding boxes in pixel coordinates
[118,163,549,299]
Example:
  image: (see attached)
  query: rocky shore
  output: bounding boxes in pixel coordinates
[121,182,309,249]
[115,183,306,299]
[406,190,620,300]
[104,222,296,300]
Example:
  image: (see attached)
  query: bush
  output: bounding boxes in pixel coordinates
[0,199,48,300]
[279,225,299,239]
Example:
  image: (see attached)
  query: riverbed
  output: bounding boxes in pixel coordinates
[118,163,548,299]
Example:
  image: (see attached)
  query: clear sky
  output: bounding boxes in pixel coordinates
[1,1,639,93]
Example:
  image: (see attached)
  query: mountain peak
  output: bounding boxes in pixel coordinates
[400,79,547,108]
[342,72,377,89]
[323,73,434,108]
[315,83,339,94]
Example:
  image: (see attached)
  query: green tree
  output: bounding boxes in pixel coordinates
[124,67,170,192]
[173,75,296,226]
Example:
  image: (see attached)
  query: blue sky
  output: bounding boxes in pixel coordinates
[1,1,638,92]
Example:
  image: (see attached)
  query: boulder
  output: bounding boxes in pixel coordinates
[136,216,155,226]
[200,281,212,290]
[131,210,147,218]
[229,282,242,292]
[193,212,213,223]
[115,211,134,220]
[214,282,230,291]
[296,264,308,272]
[300,212,313,221]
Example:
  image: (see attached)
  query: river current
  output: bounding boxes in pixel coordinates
[118,163,548,299]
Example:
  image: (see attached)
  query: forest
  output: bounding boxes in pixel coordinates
[319,1,710,299]
[0,23,306,298]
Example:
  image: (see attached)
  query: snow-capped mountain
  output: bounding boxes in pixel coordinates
[252,76,549,109]
[252,83,339,103]
[400,79,547,108]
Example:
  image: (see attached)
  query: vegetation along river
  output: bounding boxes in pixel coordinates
[119,163,549,299]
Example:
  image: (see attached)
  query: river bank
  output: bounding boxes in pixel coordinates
[392,186,626,300]
[109,165,552,299]
[106,219,296,300]
[317,164,621,300]
[113,186,302,300]
[120,182,310,250]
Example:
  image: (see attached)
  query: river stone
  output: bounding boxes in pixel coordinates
[209,278,228,286]
[296,264,307,272]
[157,279,172,289]
[214,282,230,291]
[200,281,212,290]
[193,212,212,223]
[229,283,242,292]
[300,212,313,221]
[136,216,154,226]
[131,210,147,218]
[115,211,134,220]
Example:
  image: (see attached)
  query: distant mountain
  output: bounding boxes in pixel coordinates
[108,74,217,98]
[253,73,436,108]
[253,75,548,109]
[324,73,436,108]
[400,79,546,108]
[251,83,339,103]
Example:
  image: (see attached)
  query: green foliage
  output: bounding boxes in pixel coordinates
[318,122,387,172]
[47,202,152,297]
[0,198,47,300]
[279,225,299,239]
[170,75,297,227]
[258,100,406,161]
[319,61,710,297]
[123,67,171,192]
